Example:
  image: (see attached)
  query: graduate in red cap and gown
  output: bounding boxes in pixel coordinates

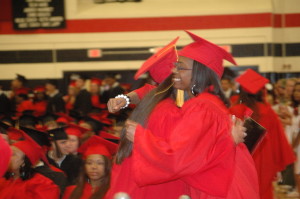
[63,81,77,113]
[90,78,106,110]
[63,135,117,199]
[229,69,296,199]
[32,86,48,117]
[106,31,259,199]
[20,126,68,196]
[0,131,60,199]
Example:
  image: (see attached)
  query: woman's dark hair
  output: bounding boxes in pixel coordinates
[69,155,112,199]
[190,61,230,107]
[54,140,64,159]
[4,155,35,181]
[238,87,265,121]
[115,75,174,164]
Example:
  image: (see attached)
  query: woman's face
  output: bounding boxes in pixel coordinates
[172,56,193,91]
[90,83,99,94]
[9,146,25,172]
[67,135,79,154]
[85,154,105,181]
[55,139,69,155]
[68,86,77,96]
[293,85,300,102]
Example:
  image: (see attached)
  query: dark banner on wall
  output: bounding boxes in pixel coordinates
[12,0,65,30]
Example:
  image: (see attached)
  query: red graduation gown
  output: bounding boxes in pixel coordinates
[0,173,60,199]
[230,103,295,199]
[33,100,47,117]
[63,183,94,199]
[106,93,259,199]
[105,97,185,199]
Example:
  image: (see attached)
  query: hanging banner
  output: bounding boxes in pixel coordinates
[12,0,65,30]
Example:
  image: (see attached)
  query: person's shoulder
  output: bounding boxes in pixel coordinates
[188,93,228,113]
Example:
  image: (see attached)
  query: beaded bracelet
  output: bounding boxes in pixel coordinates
[115,94,131,109]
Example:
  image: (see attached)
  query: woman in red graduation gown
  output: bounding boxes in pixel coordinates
[230,69,295,199]
[0,134,60,199]
[105,31,259,199]
[32,86,48,117]
[63,135,117,199]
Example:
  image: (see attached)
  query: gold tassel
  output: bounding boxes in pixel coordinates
[176,89,184,107]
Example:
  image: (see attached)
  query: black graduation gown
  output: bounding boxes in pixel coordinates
[47,93,66,113]
[73,89,92,116]
[47,154,82,186]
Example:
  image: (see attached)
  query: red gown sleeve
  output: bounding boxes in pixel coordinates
[132,100,236,197]
[25,173,60,199]
[134,84,156,100]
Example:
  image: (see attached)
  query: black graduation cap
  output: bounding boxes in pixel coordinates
[39,113,58,125]
[19,112,37,127]
[16,74,28,84]
[81,116,104,133]
[45,79,58,87]
[20,126,51,147]
[47,127,68,141]
[69,109,83,121]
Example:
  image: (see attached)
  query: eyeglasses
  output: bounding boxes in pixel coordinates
[173,62,192,71]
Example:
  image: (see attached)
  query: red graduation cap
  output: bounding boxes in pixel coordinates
[179,30,237,78]
[12,130,46,165]
[65,126,84,138]
[78,135,118,159]
[69,81,76,87]
[15,87,29,95]
[55,112,75,124]
[134,37,179,83]
[33,86,45,93]
[90,78,102,86]
[99,131,120,140]
[235,69,269,94]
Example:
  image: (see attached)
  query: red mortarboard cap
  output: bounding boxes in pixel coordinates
[12,130,45,165]
[99,131,120,144]
[55,112,75,124]
[65,126,84,137]
[33,86,45,93]
[69,81,76,87]
[78,135,118,159]
[15,87,29,95]
[90,78,102,86]
[134,37,179,83]
[0,136,12,177]
[179,30,237,78]
[235,69,269,94]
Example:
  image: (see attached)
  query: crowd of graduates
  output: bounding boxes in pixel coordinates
[0,30,299,199]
